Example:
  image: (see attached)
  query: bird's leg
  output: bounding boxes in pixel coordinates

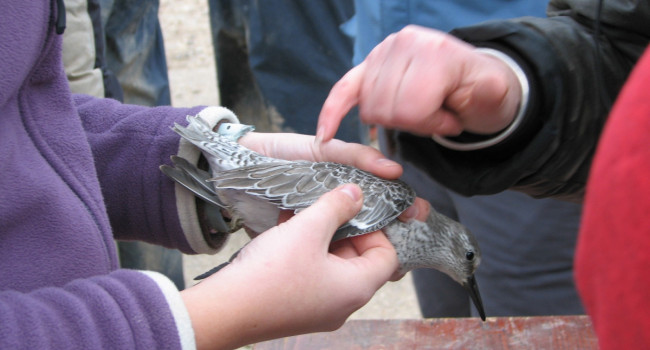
[193,246,245,280]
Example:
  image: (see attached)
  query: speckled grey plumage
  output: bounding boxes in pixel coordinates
[169,115,417,241]
[162,115,486,320]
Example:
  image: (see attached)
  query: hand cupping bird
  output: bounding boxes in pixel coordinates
[161,115,486,320]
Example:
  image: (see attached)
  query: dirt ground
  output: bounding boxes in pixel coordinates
[158,0,421,320]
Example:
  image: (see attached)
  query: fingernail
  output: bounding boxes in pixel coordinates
[339,184,361,201]
[376,158,400,167]
[401,205,419,220]
[314,126,324,146]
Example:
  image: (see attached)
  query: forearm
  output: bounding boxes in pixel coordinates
[74,94,203,247]
[0,270,191,349]
[181,265,290,350]
[181,248,348,350]
[75,95,238,253]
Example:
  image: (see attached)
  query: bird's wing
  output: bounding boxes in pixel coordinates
[210,161,415,240]
[327,163,416,241]
[209,161,329,209]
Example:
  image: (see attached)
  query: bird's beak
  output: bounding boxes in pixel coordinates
[463,275,486,321]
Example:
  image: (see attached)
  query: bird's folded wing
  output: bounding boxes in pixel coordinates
[209,161,415,240]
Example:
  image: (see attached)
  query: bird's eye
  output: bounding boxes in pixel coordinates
[466,251,475,261]
[226,125,231,130]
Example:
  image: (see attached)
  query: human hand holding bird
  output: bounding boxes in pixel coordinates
[164,114,485,347]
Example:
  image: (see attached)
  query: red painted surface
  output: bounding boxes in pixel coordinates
[254,316,597,349]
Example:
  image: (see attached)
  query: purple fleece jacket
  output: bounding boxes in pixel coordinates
[0,1,238,348]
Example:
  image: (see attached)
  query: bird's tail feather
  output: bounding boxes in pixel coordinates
[160,155,226,209]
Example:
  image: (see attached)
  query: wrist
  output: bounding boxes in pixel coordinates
[181,265,250,350]
[181,263,294,350]
[432,48,530,151]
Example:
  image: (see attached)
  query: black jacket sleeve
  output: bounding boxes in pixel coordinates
[394,0,650,202]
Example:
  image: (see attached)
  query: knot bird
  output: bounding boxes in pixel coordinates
[161,115,486,320]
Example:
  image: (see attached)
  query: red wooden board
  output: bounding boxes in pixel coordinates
[254,316,597,349]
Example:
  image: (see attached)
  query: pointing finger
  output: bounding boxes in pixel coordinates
[316,63,366,143]
[311,138,403,180]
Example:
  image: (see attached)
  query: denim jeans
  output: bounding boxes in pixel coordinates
[208,0,366,143]
[101,0,171,106]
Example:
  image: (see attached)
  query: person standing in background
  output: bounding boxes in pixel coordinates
[208,0,366,143]
[100,0,171,107]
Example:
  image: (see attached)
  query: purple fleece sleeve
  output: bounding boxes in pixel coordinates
[0,270,190,350]
[73,94,204,252]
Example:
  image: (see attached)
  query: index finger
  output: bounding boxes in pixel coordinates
[312,138,403,180]
[316,62,366,143]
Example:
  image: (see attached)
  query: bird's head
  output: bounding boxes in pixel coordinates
[216,122,255,141]
[387,208,487,320]
[422,211,486,320]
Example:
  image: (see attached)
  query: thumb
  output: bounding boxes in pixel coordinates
[283,184,364,247]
